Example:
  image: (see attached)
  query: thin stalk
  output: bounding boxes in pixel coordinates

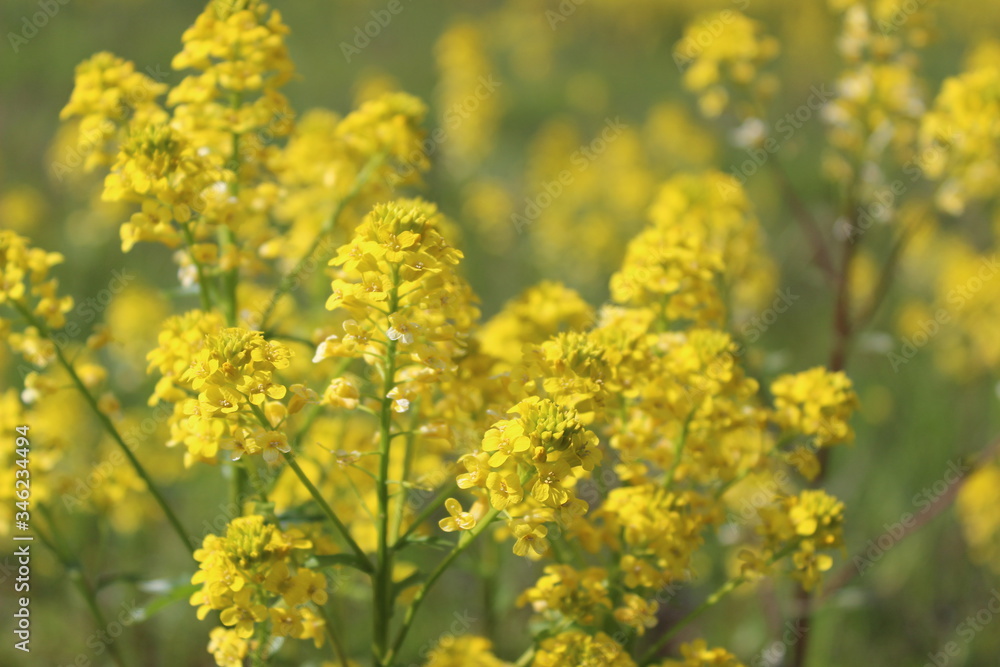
[791,194,860,667]
[383,506,504,666]
[70,569,130,667]
[639,544,797,665]
[767,158,836,283]
[663,412,694,490]
[13,302,194,554]
[36,507,129,667]
[259,152,385,330]
[251,622,271,667]
[244,403,370,570]
[393,481,458,550]
[640,576,745,665]
[180,223,213,312]
[390,407,421,544]
[282,451,373,573]
[317,604,351,667]
[373,268,401,664]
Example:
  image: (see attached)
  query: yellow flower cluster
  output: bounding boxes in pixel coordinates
[821,0,930,191]
[147,322,299,466]
[770,367,860,448]
[957,463,1000,575]
[919,50,1000,215]
[518,564,611,625]
[520,118,653,286]
[674,11,779,118]
[104,123,224,251]
[146,309,226,404]
[599,486,708,588]
[317,198,478,389]
[753,489,845,590]
[58,52,168,170]
[478,281,594,365]
[893,229,1000,380]
[434,20,499,170]
[190,515,326,657]
[171,0,295,103]
[657,640,746,667]
[610,171,775,327]
[0,230,74,334]
[423,636,508,667]
[459,396,601,557]
[267,94,430,257]
[532,630,635,667]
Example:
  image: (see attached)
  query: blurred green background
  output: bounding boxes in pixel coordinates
[2,0,1000,665]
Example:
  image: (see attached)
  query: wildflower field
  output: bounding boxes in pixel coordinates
[2,0,1000,665]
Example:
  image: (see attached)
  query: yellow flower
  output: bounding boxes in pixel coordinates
[201,385,242,414]
[512,523,549,558]
[771,367,859,447]
[482,421,529,467]
[219,590,268,639]
[486,470,524,511]
[269,607,304,638]
[439,498,476,532]
[258,430,290,464]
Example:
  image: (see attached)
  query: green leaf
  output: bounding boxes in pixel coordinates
[307,553,372,572]
[395,535,454,552]
[131,582,201,623]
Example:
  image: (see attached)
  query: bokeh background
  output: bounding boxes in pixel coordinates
[2,0,1000,665]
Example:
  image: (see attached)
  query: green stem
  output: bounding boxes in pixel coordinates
[282,451,373,574]
[374,269,401,664]
[36,507,129,667]
[220,120,242,327]
[317,604,351,667]
[390,407,420,544]
[180,223,213,313]
[663,411,694,490]
[259,152,385,330]
[383,506,504,666]
[639,576,745,665]
[13,302,194,554]
[219,226,239,326]
[639,544,798,665]
[393,481,459,550]
[251,619,271,667]
[70,569,130,667]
